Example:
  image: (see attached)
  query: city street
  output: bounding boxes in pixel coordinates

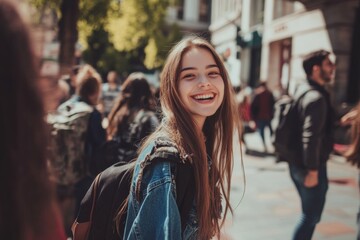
[221,132,359,240]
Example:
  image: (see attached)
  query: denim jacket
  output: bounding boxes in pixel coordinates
[123,140,198,240]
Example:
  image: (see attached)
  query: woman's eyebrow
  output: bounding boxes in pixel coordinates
[206,64,218,69]
[180,64,218,72]
[180,67,196,72]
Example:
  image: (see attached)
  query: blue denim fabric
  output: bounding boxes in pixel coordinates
[289,164,328,240]
[255,120,273,150]
[123,143,198,240]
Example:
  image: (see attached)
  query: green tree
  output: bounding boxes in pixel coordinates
[108,0,181,69]
[81,25,131,78]
[30,0,113,73]
[30,0,181,74]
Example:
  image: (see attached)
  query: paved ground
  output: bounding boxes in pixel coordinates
[220,132,359,240]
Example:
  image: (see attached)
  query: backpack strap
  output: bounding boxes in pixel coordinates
[296,89,312,102]
[135,137,195,232]
[293,84,313,103]
[292,86,314,120]
[133,109,146,125]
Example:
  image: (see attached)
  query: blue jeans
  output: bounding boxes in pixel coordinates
[256,120,273,151]
[289,164,328,240]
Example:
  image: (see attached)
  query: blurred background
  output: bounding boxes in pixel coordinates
[12,0,360,239]
[16,0,359,109]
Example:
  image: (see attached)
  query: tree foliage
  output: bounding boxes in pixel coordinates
[29,0,113,23]
[82,25,132,79]
[29,0,181,72]
[108,0,181,69]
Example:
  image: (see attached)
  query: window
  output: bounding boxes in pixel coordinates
[177,0,184,20]
[273,0,296,19]
[250,0,265,26]
[199,0,210,22]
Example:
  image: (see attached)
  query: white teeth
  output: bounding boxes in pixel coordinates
[193,94,214,100]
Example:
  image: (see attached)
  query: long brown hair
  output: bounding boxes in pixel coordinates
[123,37,242,239]
[0,0,59,238]
[345,102,360,168]
[107,72,155,139]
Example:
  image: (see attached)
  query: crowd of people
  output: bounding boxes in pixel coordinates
[1,0,359,240]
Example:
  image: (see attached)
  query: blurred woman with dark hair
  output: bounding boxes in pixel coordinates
[0,0,66,239]
[106,72,159,163]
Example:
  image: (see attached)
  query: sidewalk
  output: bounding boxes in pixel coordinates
[221,132,359,240]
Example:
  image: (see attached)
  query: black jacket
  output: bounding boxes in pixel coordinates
[295,79,334,169]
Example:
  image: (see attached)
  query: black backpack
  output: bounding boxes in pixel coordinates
[272,88,311,164]
[75,137,194,240]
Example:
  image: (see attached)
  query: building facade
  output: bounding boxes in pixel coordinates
[209,0,242,86]
[209,0,266,88]
[261,0,360,104]
[167,0,211,35]
[210,0,360,106]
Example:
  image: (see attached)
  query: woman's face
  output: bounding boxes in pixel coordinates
[178,47,224,128]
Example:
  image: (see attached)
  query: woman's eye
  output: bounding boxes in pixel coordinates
[209,72,220,77]
[182,74,195,80]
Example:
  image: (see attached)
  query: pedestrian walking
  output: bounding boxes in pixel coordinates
[342,102,360,240]
[50,64,106,236]
[286,50,336,240]
[237,87,256,152]
[250,82,275,152]
[0,0,66,239]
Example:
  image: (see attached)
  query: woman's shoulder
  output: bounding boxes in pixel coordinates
[136,137,183,164]
[132,140,175,191]
[134,136,191,174]
[133,136,192,187]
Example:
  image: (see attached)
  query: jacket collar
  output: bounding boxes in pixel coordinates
[307,78,329,98]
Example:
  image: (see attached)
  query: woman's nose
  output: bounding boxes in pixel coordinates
[198,75,210,87]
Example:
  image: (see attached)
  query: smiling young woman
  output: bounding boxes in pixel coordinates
[120,36,243,240]
[106,36,244,240]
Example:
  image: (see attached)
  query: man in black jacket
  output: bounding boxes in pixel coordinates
[289,50,335,240]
